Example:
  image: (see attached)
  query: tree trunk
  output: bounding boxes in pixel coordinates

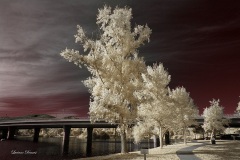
[210,129,214,142]
[183,127,187,145]
[159,127,163,149]
[120,128,128,153]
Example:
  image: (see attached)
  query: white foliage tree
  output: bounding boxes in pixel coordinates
[202,99,229,140]
[235,98,240,114]
[60,6,151,153]
[133,63,171,149]
[169,87,198,145]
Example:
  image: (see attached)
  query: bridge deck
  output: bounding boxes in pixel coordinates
[0,119,118,129]
[1,116,240,129]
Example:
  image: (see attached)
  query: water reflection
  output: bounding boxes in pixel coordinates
[16,136,154,158]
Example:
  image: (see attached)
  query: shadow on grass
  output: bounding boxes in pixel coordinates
[193,141,240,160]
[81,152,180,160]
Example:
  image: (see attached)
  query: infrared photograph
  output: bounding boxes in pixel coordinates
[0,0,240,160]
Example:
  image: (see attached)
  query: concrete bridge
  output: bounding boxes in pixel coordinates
[0,118,117,156]
[194,115,240,127]
[0,115,240,156]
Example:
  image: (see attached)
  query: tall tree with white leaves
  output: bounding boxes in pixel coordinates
[133,63,172,149]
[60,6,151,153]
[169,87,198,145]
[202,99,229,140]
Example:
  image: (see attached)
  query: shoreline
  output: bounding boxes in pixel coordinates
[1,139,240,160]
[77,140,240,160]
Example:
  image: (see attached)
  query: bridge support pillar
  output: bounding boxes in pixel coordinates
[62,125,71,155]
[33,128,40,142]
[1,129,8,139]
[7,127,16,140]
[165,131,170,145]
[86,127,93,157]
[153,135,160,147]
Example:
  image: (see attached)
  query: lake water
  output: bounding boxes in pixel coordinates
[16,136,154,158]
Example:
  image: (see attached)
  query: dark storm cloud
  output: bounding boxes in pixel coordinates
[0,0,240,116]
[140,1,240,95]
[0,1,89,97]
[135,0,240,113]
[0,0,134,116]
[135,0,240,61]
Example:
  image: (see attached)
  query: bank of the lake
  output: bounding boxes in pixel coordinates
[2,139,240,160]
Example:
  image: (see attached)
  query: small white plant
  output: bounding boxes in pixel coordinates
[202,99,229,140]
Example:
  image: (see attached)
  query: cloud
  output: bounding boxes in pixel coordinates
[0,1,96,99]
[0,0,135,100]
[0,0,239,116]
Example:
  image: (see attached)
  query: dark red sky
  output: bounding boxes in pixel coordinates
[0,0,239,117]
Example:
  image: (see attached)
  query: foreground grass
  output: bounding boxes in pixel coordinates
[194,140,240,160]
[78,142,200,160]
[78,140,240,160]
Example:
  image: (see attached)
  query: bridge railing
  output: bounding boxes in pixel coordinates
[194,114,240,119]
[224,114,240,118]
